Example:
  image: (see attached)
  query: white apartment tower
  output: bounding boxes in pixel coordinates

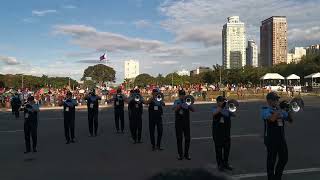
[246,40,259,67]
[222,16,246,69]
[124,60,140,79]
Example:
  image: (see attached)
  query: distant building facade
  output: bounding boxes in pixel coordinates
[222,16,246,69]
[287,47,306,64]
[306,44,320,56]
[260,16,288,67]
[190,66,211,76]
[246,40,259,67]
[124,60,139,79]
[177,69,190,76]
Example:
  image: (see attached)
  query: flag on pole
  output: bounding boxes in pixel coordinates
[100,51,108,61]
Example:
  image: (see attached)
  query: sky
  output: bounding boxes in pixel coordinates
[0,0,319,82]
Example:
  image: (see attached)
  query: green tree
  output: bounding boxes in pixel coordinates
[134,73,155,87]
[81,64,116,84]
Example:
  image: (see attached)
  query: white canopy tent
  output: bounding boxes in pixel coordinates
[304,72,320,87]
[260,73,285,80]
[260,73,286,91]
[286,74,301,92]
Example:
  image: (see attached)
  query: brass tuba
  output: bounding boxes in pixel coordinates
[134,93,142,102]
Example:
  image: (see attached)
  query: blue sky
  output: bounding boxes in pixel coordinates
[0,0,319,82]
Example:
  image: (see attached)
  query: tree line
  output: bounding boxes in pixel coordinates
[132,54,320,87]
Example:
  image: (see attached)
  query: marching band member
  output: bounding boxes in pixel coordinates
[23,96,40,153]
[111,88,126,133]
[173,90,194,160]
[145,89,165,151]
[85,89,101,137]
[11,93,22,118]
[62,91,78,144]
[128,89,144,143]
[212,96,235,171]
[261,92,293,180]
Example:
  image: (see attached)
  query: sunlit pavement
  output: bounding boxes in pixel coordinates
[1,96,320,180]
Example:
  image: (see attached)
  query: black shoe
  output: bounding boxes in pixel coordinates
[66,140,70,144]
[133,140,137,144]
[116,130,120,133]
[184,155,191,160]
[33,149,37,153]
[177,155,183,160]
[218,165,224,172]
[223,163,233,171]
[71,139,76,143]
[89,134,93,137]
[137,140,142,144]
[152,146,156,151]
[24,151,31,154]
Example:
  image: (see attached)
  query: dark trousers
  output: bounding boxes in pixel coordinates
[266,140,288,180]
[64,116,75,141]
[88,111,98,136]
[12,106,20,118]
[149,115,163,147]
[175,119,190,156]
[131,115,142,142]
[212,123,231,166]
[114,109,124,131]
[24,120,38,151]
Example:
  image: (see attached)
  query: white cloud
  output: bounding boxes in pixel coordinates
[289,26,320,41]
[133,20,151,28]
[153,60,179,65]
[160,0,320,47]
[32,9,57,16]
[53,24,186,55]
[0,55,20,65]
[62,5,77,9]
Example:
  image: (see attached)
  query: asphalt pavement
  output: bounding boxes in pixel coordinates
[1,96,320,180]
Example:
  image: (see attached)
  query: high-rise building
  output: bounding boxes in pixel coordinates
[287,47,306,64]
[124,60,139,79]
[246,40,259,67]
[222,16,246,69]
[260,16,288,67]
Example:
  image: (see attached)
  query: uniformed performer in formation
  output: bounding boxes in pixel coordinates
[62,91,78,144]
[11,93,21,118]
[212,96,235,171]
[112,88,126,133]
[261,92,293,180]
[128,89,134,135]
[146,89,165,151]
[85,89,101,137]
[23,96,40,153]
[128,89,144,143]
[173,90,194,160]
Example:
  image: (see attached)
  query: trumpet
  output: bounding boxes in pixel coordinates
[185,95,195,106]
[279,97,304,112]
[223,99,239,112]
[156,92,164,102]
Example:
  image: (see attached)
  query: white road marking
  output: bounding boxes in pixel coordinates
[164,120,212,125]
[0,130,24,133]
[192,134,260,140]
[232,167,320,179]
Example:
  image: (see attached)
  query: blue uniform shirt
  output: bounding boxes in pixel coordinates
[212,107,231,118]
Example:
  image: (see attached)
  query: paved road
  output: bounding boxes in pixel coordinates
[1,97,320,180]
